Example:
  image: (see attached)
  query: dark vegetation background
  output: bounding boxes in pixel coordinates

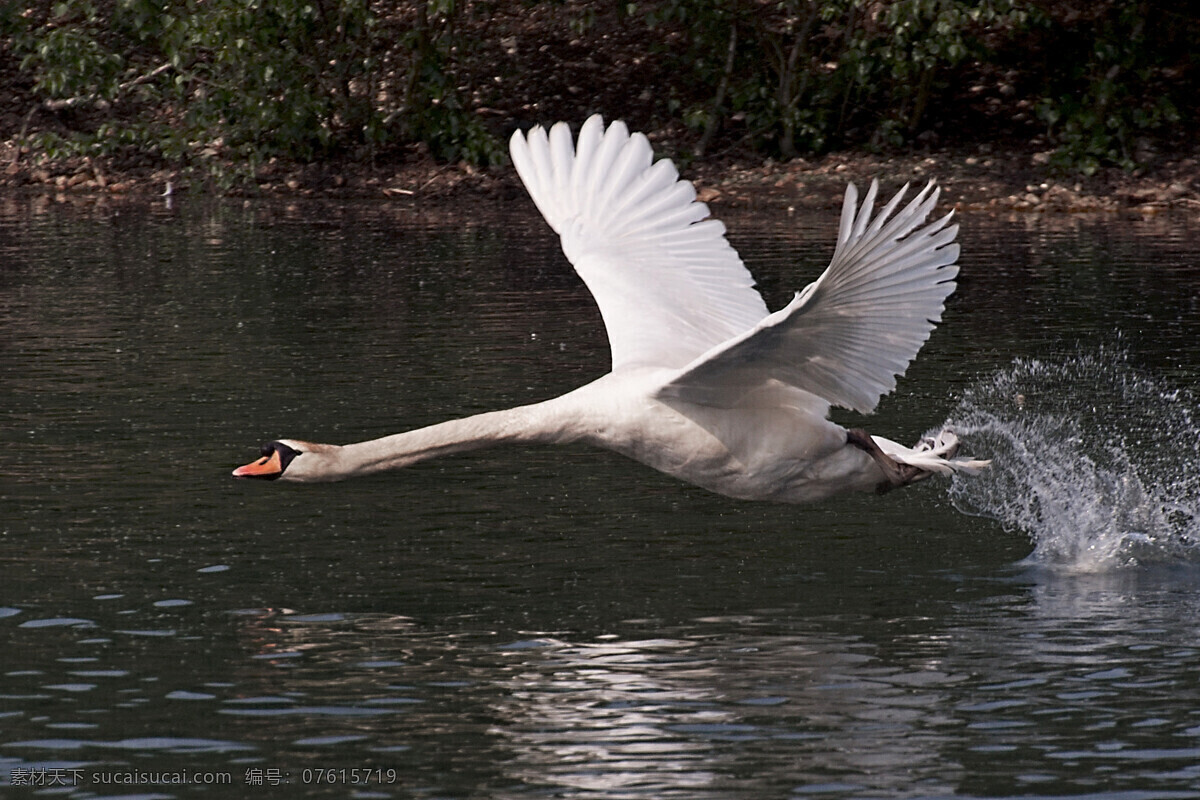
[1,1,1197,204]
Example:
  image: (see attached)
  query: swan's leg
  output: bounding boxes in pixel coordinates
[845,428,928,494]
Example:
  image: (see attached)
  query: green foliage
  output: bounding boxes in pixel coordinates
[22,10,124,101]
[1028,2,1192,173]
[643,0,1193,170]
[13,0,502,183]
[644,0,1026,157]
[392,0,505,165]
[8,1,1197,180]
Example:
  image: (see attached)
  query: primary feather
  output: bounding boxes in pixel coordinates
[509,116,768,371]
[658,179,959,414]
[511,116,960,416]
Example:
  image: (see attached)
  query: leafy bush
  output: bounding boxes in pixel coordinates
[12,0,502,184]
[643,0,1027,156]
[1025,1,1194,173]
[7,0,1196,179]
[644,0,1193,170]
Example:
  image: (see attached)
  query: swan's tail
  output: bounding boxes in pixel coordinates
[874,427,990,477]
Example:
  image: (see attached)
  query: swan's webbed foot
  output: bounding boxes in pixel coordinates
[846,428,928,494]
[916,429,960,459]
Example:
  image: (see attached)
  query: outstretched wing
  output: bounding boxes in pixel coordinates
[509,115,769,371]
[657,180,960,414]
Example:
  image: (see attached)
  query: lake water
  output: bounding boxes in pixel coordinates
[2,191,1200,798]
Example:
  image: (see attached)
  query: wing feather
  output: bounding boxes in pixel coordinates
[658,179,959,413]
[512,118,959,412]
[510,115,768,370]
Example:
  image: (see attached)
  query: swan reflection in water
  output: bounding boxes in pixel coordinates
[487,632,960,797]
[217,571,1200,797]
[229,612,964,796]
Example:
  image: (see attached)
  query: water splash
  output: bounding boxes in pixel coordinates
[944,348,1200,571]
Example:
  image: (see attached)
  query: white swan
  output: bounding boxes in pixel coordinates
[233,115,988,502]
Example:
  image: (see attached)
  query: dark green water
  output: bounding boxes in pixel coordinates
[2,193,1200,798]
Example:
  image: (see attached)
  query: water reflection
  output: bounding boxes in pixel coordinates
[3,196,1200,797]
[946,570,1200,797]
[493,638,725,796]
[6,563,1200,796]
[232,579,1200,797]
[488,630,963,798]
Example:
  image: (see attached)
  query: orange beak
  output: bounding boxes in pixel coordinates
[232,449,284,479]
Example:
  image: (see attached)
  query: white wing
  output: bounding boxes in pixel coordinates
[658,180,959,414]
[509,115,769,371]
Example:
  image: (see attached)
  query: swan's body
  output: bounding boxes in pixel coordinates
[234,115,987,501]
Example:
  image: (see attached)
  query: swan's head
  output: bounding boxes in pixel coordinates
[232,440,326,482]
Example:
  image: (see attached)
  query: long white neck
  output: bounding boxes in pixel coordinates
[297,395,586,482]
